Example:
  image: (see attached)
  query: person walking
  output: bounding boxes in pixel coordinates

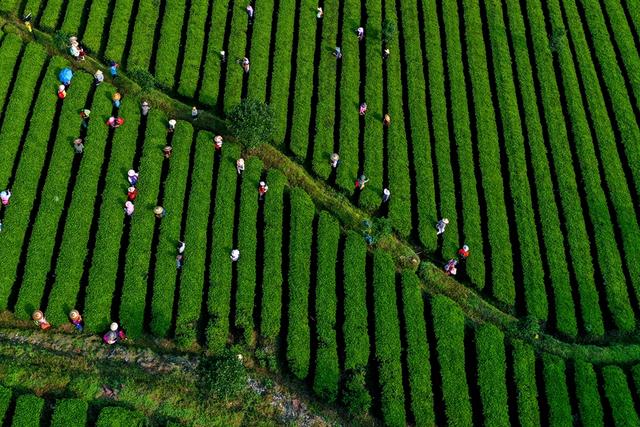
[191,106,199,121]
[154,206,167,219]
[163,145,173,159]
[457,244,470,261]
[127,169,139,186]
[236,158,245,175]
[0,190,12,206]
[258,181,269,200]
[78,44,86,61]
[214,135,223,154]
[359,102,367,115]
[112,92,121,109]
[124,201,135,216]
[80,108,91,128]
[177,240,186,254]
[103,322,126,345]
[220,50,227,62]
[230,249,240,262]
[58,84,67,99]
[383,47,390,59]
[241,57,250,73]
[330,153,340,168]
[73,138,84,154]
[94,69,104,86]
[141,101,150,116]
[444,259,458,276]
[383,113,391,127]
[32,310,51,330]
[109,61,119,79]
[127,186,138,201]
[176,254,184,269]
[106,116,124,128]
[436,218,449,235]
[246,4,254,23]
[357,26,364,40]
[69,310,84,331]
[382,188,391,202]
[168,119,177,133]
[333,47,342,59]
[354,175,369,190]
[317,7,323,18]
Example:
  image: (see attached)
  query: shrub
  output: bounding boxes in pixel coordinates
[11,394,44,427]
[178,0,209,97]
[510,339,540,427]
[227,98,275,148]
[342,368,372,417]
[197,351,248,402]
[602,365,640,427]
[199,0,231,108]
[51,399,88,427]
[574,361,604,427]
[541,354,573,426]
[475,325,509,427]
[96,407,144,427]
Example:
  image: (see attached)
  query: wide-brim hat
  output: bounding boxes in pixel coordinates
[128,187,136,193]
[128,169,136,176]
[32,310,43,320]
[110,322,118,331]
[154,206,164,214]
[69,310,80,319]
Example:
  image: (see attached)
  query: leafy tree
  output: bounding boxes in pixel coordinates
[227,98,275,148]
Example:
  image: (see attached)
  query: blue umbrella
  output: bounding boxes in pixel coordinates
[58,68,73,84]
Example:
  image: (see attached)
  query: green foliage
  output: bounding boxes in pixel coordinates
[96,407,144,427]
[542,354,573,426]
[127,0,160,71]
[197,351,248,402]
[199,0,231,107]
[372,250,406,426]
[0,385,10,424]
[222,2,249,113]
[51,399,88,427]
[312,212,340,402]
[247,0,276,102]
[128,67,157,92]
[227,98,275,148]
[104,0,136,63]
[178,0,209,97]
[342,369,371,417]
[11,394,44,427]
[574,361,604,427]
[154,0,186,89]
[510,340,540,427]
[431,295,472,426]
[475,325,509,427]
[381,18,396,44]
[602,366,640,427]
[0,35,22,109]
[286,188,315,380]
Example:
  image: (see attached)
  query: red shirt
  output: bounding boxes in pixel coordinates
[128,189,138,201]
[458,248,469,258]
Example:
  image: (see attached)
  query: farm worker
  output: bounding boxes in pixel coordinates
[103,322,126,345]
[154,206,167,219]
[230,249,240,262]
[69,310,84,331]
[458,244,470,261]
[354,175,369,190]
[192,106,198,120]
[59,68,73,87]
[106,116,123,128]
[69,43,80,60]
[359,102,367,115]
[73,138,84,154]
[80,108,91,128]
[317,7,323,18]
[112,92,121,109]
[141,101,150,116]
[382,188,391,203]
[237,158,245,175]
[242,57,250,73]
[168,119,177,133]
[176,254,184,269]
[333,47,342,59]
[124,201,135,216]
[383,114,390,127]
[127,186,138,201]
[94,69,104,86]
[357,27,364,40]
[78,45,86,61]
[0,190,12,206]
[127,169,139,186]
[109,61,119,78]
[106,116,115,127]
[32,310,51,330]
[220,50,226,62]
[246,4,254,20]
[330,153,340,168]
[258,181,269,200]
[163,145,173,159]
[177,240,186,254]
[214,135,223,153]
[444,259,458,276]
[383,47,390,59]
[436,218,449,235]
[58,85,67,99]
[23,13,33,32]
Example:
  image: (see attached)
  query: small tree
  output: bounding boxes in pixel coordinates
[197,351,247,403]
[381,18,396,44]
[227,98,275,148]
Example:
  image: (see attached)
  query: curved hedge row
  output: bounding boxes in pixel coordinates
[542,354,573,426]
[222,2,249,113]
[174,131,214,346]
[372,250,406,426]
[246,0,275,102]
[0,35,22,110]
[286,187,315,380]
[235,157,263,343]
[313,211,340,402]
[510,339,540,427]
[199,0,231,108]
[127,0,160,71]
[104,0,136,63]
[178,0,209,97]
